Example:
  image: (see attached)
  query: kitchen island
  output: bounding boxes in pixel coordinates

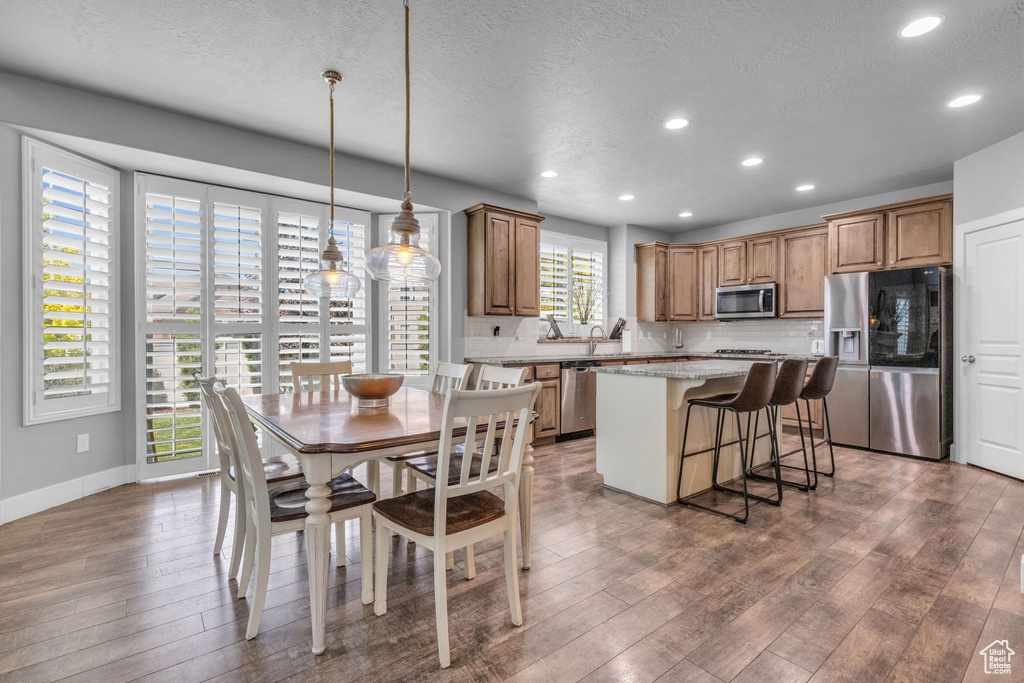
[593,360,778,504]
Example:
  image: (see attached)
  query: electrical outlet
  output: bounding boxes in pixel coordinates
[706,331,712,339]
[76,433,90,453]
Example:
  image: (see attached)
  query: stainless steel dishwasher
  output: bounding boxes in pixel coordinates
[560,360,600,436]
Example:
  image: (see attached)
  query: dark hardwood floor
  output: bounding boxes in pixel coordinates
[0,437,1022,682]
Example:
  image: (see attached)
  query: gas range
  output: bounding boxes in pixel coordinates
[714,349,783,356]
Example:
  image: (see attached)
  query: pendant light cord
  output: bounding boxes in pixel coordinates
[404,0,411,199]
[328,79,336,248]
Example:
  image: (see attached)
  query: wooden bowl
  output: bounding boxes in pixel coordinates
[341,373,405,408]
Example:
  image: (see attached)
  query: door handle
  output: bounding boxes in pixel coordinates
[961,355,976,363]
[758,290,765,312]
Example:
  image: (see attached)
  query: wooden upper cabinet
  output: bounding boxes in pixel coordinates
[635,242,668,322]
[698,245,719,321]
[828,213,885,273]
[886,200,952,269]
[514,217,541,316]
[718,240,747,286]
[465,204,544,317]
[779,225,828,318]
[747,235,777,284]
[667,246,698,322]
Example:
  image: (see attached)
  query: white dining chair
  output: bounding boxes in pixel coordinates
[194,373,304,579]
[213,379,376,640]
[372,383,540,668]
[290,359,352,394]
[405,365,530,577]
[383,361,473,498]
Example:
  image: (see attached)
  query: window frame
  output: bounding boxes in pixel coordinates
[134,174,370,477]
[539,230,608,335]
[23,137,121,425]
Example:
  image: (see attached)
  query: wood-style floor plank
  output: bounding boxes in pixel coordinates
[0,437,1018,682]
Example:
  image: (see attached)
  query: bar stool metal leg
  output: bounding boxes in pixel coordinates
[678,406,751,524]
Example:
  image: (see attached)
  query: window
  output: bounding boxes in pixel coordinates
[539,232,607,330]
[137,176,368,470]
[24,139,120,425]
[379,213,437,379]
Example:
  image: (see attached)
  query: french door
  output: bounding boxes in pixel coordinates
[135,174,368,479]
[961,210,1024,478]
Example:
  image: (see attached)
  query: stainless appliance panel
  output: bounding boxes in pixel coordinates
[868,267,942,368]
[829,366,870,448]
[715,282,777,319]
[825,273,869,363]
[869,368,942,459]
[560,365,597,433]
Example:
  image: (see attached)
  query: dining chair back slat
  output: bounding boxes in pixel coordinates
[476,365,530,390]
[429,362,473,395]
[291,360,353,394]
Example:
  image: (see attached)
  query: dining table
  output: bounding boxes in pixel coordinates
[242,385,537,655]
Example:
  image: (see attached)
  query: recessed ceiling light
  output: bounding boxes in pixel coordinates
[796,184,815,191]
[899,15,944,38]
[742,157,763,167]
[540,170,558,178]
[679,212,693,218]
[664,118,689,130]
[948,94,982,108]
[619,194,635,201]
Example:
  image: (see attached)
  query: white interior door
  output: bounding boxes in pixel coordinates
[963,216,1024,478]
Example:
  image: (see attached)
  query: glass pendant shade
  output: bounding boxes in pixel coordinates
[303,262,361,299]
[365,198,440,283]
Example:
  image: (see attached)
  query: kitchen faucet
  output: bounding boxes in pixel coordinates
[588,325,607,355]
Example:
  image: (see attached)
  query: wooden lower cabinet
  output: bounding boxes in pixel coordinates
[779,225,828,318]
[533,378,561,440]
[780,397,824,432]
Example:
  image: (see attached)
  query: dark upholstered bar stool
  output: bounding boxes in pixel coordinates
[796,356,839,477]
[746,359,815,491]
[676,362,779,524]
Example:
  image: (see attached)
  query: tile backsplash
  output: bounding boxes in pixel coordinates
[462,315,824,360]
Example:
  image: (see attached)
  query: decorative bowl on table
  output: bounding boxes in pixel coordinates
[341,373,404,408]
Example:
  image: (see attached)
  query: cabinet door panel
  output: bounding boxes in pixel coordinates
[534,379,561,439]
[484,212,516,315]
[747,236,777,284]
[829,213,884,273]
[668,246,698,321]
[886,200,952,269]
[718,240,747,286]
[698,245,719,321]
[779,228,828,318]
[654,245,668,321]
[514,218,541,316]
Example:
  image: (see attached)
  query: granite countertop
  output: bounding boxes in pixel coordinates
[590,359,759,380]
[464,351,821,365]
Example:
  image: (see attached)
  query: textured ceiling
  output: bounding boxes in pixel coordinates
[1,0,1022,230]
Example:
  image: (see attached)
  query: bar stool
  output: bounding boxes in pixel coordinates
[675,362,779,524]
[782,356,839,479]
[746,359,815,492]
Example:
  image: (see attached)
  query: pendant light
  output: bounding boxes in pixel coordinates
[303,70,362,300]
[364,0,441,284]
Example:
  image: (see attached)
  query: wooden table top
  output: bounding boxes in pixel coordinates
[243,386,462,455]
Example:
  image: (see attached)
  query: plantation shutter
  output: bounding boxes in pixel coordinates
[383,214,436,376]
[26,140,120,424]
[571,246,604,324]
[144,190,202,323]
[540,239,570,322]
[327,212,368,371]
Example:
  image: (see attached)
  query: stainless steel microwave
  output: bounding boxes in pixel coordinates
[715,283,777,319]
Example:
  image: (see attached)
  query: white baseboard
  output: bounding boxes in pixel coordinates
[0,465,133,525]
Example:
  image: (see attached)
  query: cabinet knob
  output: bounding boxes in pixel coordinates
[877,262,882,266]
[890,260,895,265]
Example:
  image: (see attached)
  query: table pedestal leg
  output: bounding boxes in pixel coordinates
[303,457,333,655]
[519,444,534,569]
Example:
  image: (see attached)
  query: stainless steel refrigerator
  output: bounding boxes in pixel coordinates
[824,266,953,460]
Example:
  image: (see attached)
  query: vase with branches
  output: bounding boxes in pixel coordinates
[571,275,605,326]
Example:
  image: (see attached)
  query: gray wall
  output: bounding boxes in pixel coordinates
[607,224,675,319]
[953,129,1024,226]
[673,180,954,244]
[540,214,610,243]
[0,70,605,501]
